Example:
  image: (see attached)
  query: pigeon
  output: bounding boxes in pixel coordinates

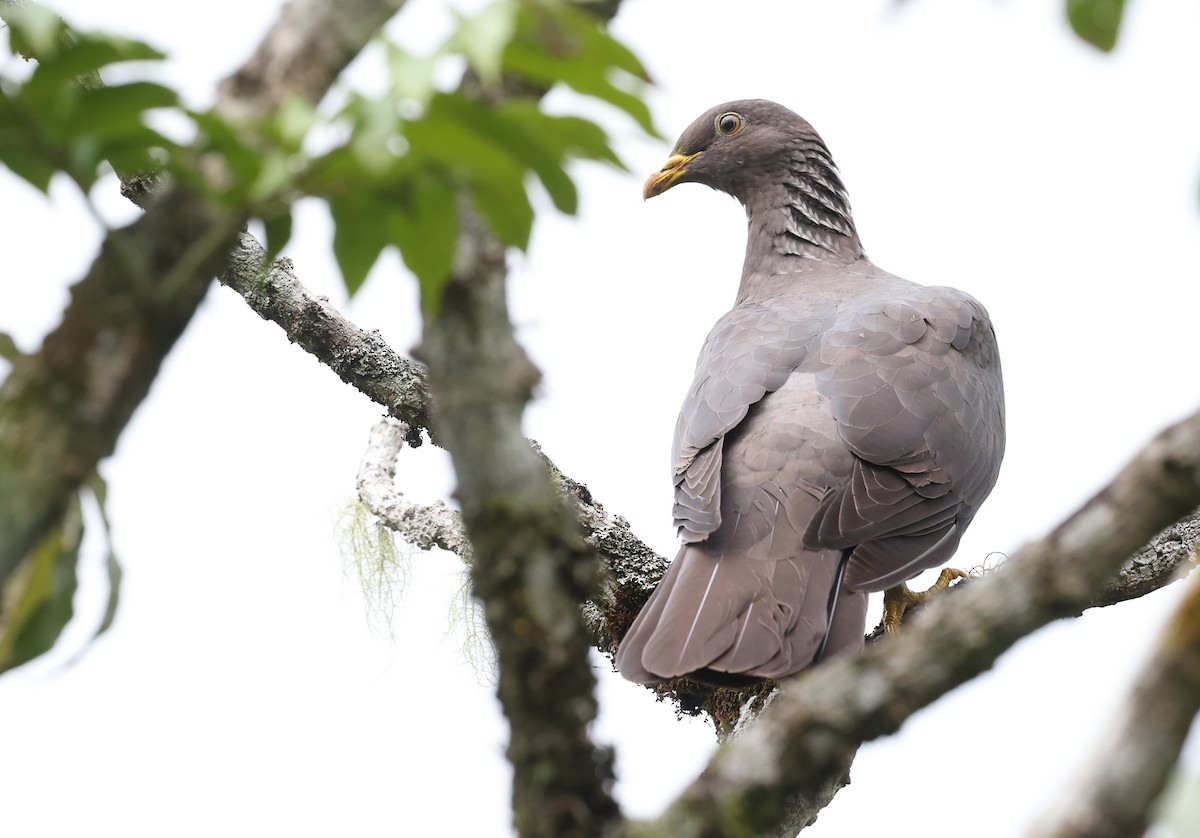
[616,100,1005,686]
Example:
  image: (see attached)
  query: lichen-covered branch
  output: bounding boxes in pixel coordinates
[357,418,468,558]
[0,0,408,598]
[1094,508,1198,606]
[220,237,433,435]
[1030,566,1200,838]
[633,406,1200,838]
[356,416,669,642]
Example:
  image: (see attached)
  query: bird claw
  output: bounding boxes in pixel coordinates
[882,567,968,636]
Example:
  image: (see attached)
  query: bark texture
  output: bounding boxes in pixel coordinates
[221,236,432,435]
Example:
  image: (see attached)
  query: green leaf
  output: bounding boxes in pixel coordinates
[330,192,392,295]
[446,0,518,88]
[467,168,533,249]
[0,93,55,192]
[404,94,535,246]
[505,38,655,136]
[384,42,437,106]
[21,33,166,109]
[262,209,294,264]
[95,132,174,179]
[84,474,122,641]
[268,95,317,152]
[0,144,57,192]
[533,112,624,168]
[190,110,264,191]
[502,3,659,137]
[64,81,178,139]
[0,14,178,192]
[2,2,66,58]
[389,170,458,308]
[248,151,294,202]
[0,331,21,362]
[0,495,83,675]
[459,102,576,213]
[1066,0,1127,52]
[488,104,627,212]
[406,94,525,177]
[344,92,406,176]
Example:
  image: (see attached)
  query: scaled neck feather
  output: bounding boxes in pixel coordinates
[741,135,865,281]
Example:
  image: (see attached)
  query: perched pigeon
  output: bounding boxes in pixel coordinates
[616,100,1005,686]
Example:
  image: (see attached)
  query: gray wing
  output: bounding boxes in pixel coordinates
[619,305,866,683]
[619,378,868,682]
[671,303,825,542]
[805,286,1006,590]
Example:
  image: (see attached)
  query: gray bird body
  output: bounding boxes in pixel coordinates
[616,101,1005,685]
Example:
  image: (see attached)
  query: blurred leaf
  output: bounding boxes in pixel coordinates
[529,110,624,168]
[1066,0,1126,51]
[0,331,20,362]
[0,9,178,192]
[0,142,57,192]
[268,95,317,152]
[390,170,458,309]
[491,103,626,211]
[249,152,294,202]
[94,128,174,171]
[503,2,658,137]
[330,191,392,295]
[84,473,122,640]
[24,38,164,101]
[344,92,405,176]
[96,547,123,638]
[0,495,83,675]
[190,110,265,192]
[447,0,518,88]
[2,2,66,58]
[384,41,437,106]
[474,102,579,212]
[466,168,534,249]
[404,93,534,247]
[64,81,178,139]
[262,209,294,264]
[406,94,525,178]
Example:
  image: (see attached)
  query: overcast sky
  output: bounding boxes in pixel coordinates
[2,1,1199,835]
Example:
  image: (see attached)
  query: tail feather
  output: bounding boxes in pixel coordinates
[616,542,845,683]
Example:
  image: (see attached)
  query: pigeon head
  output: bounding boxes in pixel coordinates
[643,100,822,204]
[644,99,862,261]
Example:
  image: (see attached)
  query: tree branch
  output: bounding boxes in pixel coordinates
[356,418,468,558]
[413,198,621,835]
[634,407,1200,837]
[1094,508,1198,606]
[1030,565,1200,838]
[220,236,433,436]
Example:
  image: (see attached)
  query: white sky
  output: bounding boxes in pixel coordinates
[2,1,1199,835]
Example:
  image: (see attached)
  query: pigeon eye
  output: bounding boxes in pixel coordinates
[716,112,745,136]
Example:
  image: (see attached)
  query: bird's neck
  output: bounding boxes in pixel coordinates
[739,144,865,280]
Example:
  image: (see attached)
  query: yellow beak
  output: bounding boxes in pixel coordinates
[642,152,700,200]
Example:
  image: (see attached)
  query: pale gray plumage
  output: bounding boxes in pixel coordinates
[616,100,1005,686]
